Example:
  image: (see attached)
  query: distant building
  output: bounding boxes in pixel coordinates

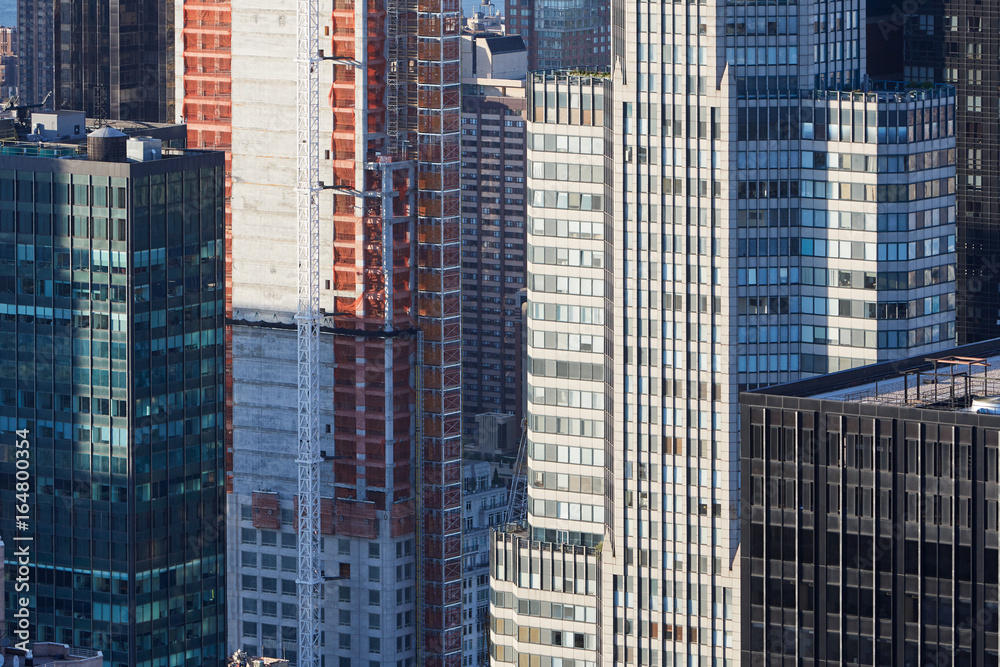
[472,412,520,458]
[0,26,16,99]
[503,0,609,71]
[742,340,1000,665]
[0,126,226,667]
[16,0,53,106]
[465,0,505,35]
[461,462,507,667]
[17,0,173,120]
[460,33,528,438]
[903,3,1000,344]
[0,26,15,56]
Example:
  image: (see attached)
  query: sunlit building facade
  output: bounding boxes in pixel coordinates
[490,0,959,663]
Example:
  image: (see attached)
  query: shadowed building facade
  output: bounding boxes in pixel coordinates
[903,3,1000,343]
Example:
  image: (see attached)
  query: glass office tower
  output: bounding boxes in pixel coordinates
[0,135,225,667]
[491,1,959,665]
[53,0,174,121]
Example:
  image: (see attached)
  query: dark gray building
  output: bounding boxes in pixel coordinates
[742,340,1000,666]
[903,4,1000,344]
[460,33,528,439]
[0,129,225,667]
[18,0,174,121]
[16,0,54,107]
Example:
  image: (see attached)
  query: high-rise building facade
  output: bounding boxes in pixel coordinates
[490,70,607,667]
[0,25,15,55]
[177,0,234,494]
[0,25,18,99]
[460,33,528,437]
[742,342,1000,665]
[903,4,1000,343]
[17,0,54,106]
[19,0,176,120]
[461,461,507,667]
[491,3,960,665]
[0,129,226,667]
[227,0,462,664]
[503,0,609,72]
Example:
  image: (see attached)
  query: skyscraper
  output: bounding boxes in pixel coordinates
[491,2,959,664]
[17,0,174,120]
[227,0,461,664]
[460,32,528,437]
[16,0,54,106]
[0,124,226,667]
[177,0,233,495]
[742,342,1000,665]
[902,4,1000,343]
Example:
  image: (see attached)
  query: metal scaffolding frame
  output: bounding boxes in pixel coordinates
[294,0,323,663]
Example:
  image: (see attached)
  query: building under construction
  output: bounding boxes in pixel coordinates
[225,0,461,665]
[179,0,234,494]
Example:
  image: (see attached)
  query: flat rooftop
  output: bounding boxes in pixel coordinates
[747,338,1000,412]
[0,140,202,162]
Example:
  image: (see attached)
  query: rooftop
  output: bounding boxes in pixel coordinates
[748,338,1000,413]
[0,140,198,162]
[6,643,103,667]
[531,67,611,81]
[483,35,525,55]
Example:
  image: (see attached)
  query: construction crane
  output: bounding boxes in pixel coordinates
[0,91,53,138]
[504,418,529,528]
[294,0,322,663]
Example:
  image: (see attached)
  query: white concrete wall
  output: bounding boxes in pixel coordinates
[231,0,337,316]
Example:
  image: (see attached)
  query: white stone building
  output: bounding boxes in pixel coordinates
[490,1,959,663]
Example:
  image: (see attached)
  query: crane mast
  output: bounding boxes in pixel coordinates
[294,0,322,663]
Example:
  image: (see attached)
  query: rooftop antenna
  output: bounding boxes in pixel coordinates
[92,86,108,128]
